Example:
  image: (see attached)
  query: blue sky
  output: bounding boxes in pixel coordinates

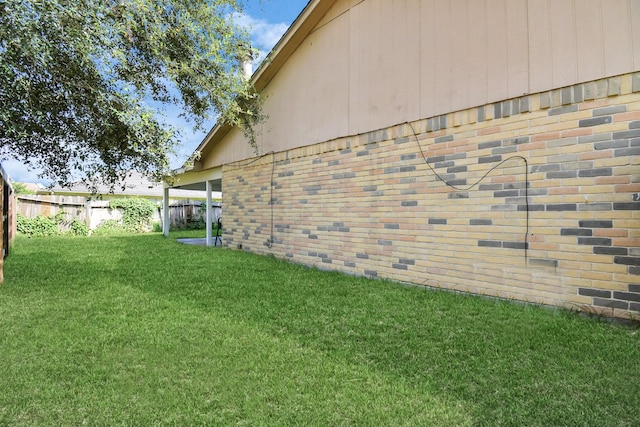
[4,0,310,184]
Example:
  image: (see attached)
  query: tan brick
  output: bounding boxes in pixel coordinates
[594,157,635,168]
[562,177,606,187]
[579,271,613,281]
[579,98,611,111]
[610,93,640,106]
[598,263,629,274]
[529,132,562,145]
[529,95,541,111]
[595,176,630,185]
[546,121,581,132]
[612,238,640,247]
[583,185,614,194]
[548,186,579,195]
[580,150,613,160]
[528,115,560,129]
[625,100,640,111]
[615,165,640,176]
[589,280,628,291]
[609,211,639,220]
[477,125,501,136]
[584,122,629,133]
[619,74,633,94]
[613,273,640,284]
[594,228,628,238]
[561,144,593,155]
[613,111,640,122]
[615,184,640,193]
[559,110,593,122]
[502,120,529,132]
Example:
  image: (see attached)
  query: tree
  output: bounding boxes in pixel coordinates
[0,0,261,189]
[10,181,32,195]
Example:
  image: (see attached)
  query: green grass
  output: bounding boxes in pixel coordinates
[170,228,209,239]
[1,234,638,426]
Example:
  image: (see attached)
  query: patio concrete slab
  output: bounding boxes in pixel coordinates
[176,238,222,247]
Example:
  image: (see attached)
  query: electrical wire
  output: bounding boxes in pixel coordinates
[269,151,275,248]
[229,125,530,259]
[227,151,276,249]
[405,121,530,260]
[228,151,274,168]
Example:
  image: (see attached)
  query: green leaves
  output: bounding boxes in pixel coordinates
[109,197,157,232]
[0,0,261,187]
[16,214,60,237]
[16,211,88,236]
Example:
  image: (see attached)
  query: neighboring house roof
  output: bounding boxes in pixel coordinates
[44,171,210,200]
[21,183,45,193]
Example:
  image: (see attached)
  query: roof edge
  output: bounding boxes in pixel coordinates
[251,0,338,91]
[191,0,338,163]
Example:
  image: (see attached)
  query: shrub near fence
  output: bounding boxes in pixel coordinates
[17,195,85,232]
[16,212,88,237]
[17,195,220,232]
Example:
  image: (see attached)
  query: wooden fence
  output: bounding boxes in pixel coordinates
[1,167,17,282]
[17,195,86,226]
[17,195,221,231]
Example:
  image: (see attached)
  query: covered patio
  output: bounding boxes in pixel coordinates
[162,166,222,247]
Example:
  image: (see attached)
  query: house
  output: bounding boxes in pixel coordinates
[0,164,16,282]
[165,0,640,318]
[17,182,46,193]
[20,171,214,230]
[44,171,212,201]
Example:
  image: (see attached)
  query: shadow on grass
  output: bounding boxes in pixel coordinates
[121,235,640,425]
[3,234,639,425]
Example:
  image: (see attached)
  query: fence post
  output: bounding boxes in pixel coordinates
[206,181,213,246]
[85,199,92,231]
[163,187,170,237]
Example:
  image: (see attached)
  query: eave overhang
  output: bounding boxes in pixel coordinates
[192,0,339,162]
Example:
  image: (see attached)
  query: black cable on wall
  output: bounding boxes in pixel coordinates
[406,121,530,260]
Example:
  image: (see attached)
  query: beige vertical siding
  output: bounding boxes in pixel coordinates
[576,0,604,83]
[203,0,639,167]
[603,0,634,77]
[550,0,578,87]
[527,0,553,92]
[633,0,640,67]
[486,0,510,103]
[507,0,530,97]
[466,0,489,109]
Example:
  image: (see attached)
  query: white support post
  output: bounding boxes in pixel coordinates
[163,187,170,237]
[206,180,213,247]
[85,199,92,232]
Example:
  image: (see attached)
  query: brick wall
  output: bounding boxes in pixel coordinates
[222,73,640,319]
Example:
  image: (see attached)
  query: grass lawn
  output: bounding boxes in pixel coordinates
[1,233,638,426]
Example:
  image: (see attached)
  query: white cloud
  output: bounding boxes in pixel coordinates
[233,12,289,64]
